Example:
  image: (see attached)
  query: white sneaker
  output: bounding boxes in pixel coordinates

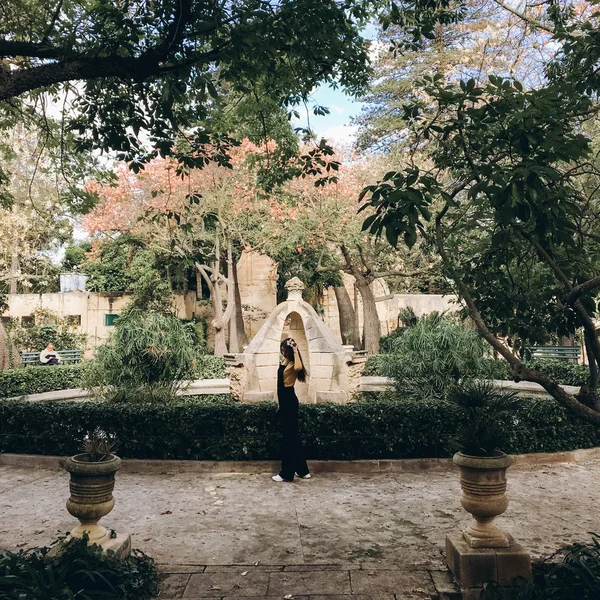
[272,475,287,482]
[296,473,311,479]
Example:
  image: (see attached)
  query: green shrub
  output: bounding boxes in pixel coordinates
[378,314,491,399]
[86,309,196,403]
[371,353,589,388]
[0,536,158,600]
[194,354,227,379]
[527,359,589,387]
[448,381,522,456]
[483,358,513,381]
[0,364,87,398]
[379,327,406,354]
[7,322,87,352]
[486,358,589,387]
[483,534,600,599]
[1,395,599,460]
[181,317,209,355]
[0,357,226,400]
[379,309,444,354]
[363,354,383,376]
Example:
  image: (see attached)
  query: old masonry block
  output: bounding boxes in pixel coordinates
[446,533,531,599]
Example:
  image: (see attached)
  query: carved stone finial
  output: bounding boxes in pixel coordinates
[285,277,305,301]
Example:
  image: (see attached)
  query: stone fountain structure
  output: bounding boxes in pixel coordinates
[225,278,366,403]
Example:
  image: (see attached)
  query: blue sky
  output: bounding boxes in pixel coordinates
[293,86,365,146]
[292,22,378,147]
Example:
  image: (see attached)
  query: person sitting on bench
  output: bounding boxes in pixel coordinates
[40,343,60,366]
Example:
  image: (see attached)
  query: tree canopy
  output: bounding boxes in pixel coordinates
[360,0,600,422]
[0,0,373,172]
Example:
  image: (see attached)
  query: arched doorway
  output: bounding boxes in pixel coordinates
[281,311,310,402]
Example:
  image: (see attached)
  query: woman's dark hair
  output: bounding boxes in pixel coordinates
[280,338,308,383]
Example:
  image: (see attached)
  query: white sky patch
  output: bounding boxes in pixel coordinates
[319,124,359,147]
[368,39,387,62]
[331,105,345,114]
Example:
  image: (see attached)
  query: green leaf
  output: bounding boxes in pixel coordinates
[385,225,399,247]
[361,214,378,232]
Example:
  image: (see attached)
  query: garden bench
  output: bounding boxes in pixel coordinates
[526,346,580,361]
[20,350,82,366]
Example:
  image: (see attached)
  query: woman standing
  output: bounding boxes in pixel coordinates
[272,338,311,482]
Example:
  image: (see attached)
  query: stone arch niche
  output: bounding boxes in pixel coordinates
[280,311,310,402]
[225,277,366,403]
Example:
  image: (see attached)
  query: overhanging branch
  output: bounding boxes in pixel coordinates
[0,46,224,102]
[491,0,555,33]
[565,275,600,305]
[435,212,600,423]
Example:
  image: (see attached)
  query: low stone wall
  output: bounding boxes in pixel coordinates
[8,376,574,403]
[7,379,230,402]
[359,376,579,398]
[2,446,600,472]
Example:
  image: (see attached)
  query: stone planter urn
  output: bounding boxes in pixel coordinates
[64,453,122,545]
[453,451,513,548]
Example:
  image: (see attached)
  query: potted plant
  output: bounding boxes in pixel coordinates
[63,429,121,546]
[448,380,522,548]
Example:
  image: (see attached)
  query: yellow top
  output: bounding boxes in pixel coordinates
[282,352,304,387]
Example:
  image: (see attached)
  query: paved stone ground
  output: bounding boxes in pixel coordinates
[1,460,600,598]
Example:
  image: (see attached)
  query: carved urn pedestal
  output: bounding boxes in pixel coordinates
[61,453,131,558]
[454,452,512,547]
[446,452,531,600]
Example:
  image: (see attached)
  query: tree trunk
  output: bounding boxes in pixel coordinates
[206,236,236,356]
[212,278,229,356]
[195,270,203,299]
[355,275,381,355]
[0,322,10,370]
[338,244,381,353]
[228,269,238,353]
[334,284,357,347]
[232,259,248,351]
[353,283,362,349]
[9,249,18,295]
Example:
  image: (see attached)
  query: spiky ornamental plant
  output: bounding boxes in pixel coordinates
[379,313,492,400]
[82,428,119,462]
[448,380,523,456]
[86,309,195,403]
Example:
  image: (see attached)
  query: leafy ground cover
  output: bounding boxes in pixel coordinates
[0,536,158,600]
[483,534,600,599]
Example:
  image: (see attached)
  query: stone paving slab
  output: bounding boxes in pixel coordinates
[2,460,600,597]
[350,570,435,597]
[267,571,351,595]
[184,572,270,597]
[161,569,447,599]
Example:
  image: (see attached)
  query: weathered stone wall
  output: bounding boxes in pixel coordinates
[236,250,278,339]
[322,274,459,343]
[4,291,206,357]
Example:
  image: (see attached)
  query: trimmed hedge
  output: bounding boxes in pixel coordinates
[524,359,588,387]
[0,365,87,398]
[485,358,589,387]
[366,355,589,388]
[0,356,227,398]
[1,396,599,460]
